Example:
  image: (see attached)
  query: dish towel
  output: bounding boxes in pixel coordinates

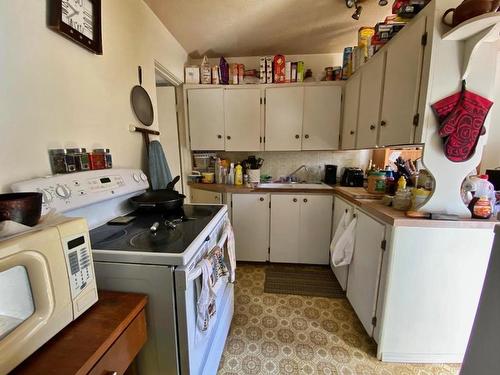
[330,212,357,267]
[223,218,236,283]
[148,140,172,190]
[196,258,216,333]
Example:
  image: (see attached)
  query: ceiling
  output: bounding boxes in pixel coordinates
[144,0,393,58]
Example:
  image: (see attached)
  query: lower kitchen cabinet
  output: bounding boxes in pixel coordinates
[331,196,356,291]
[231,194,270,262]
[270,194,333,265]
[346,210,386,336]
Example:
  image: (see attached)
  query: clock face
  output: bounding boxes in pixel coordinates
[61,0,94,41]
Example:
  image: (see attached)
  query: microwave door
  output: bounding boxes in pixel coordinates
[0,265,35,340]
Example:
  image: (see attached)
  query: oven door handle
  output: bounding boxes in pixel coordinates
[186,231,229,283]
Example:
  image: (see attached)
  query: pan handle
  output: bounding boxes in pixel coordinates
[138,66,143,85]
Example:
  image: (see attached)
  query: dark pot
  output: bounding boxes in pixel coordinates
[0,192,43,227]
[443,0,500,27]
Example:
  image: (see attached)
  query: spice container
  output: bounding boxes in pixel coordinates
[49,149,76,174]
[89,149,106,170]
[66,148,90,171]
[92,149,112,169]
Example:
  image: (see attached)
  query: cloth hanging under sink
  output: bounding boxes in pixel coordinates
[148,140,173,190]
[330,211,357,267]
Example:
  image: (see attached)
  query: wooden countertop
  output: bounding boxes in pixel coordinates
[12,291,148,375]
[190,182,498,229]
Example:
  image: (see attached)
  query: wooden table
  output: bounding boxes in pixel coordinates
[12,291,148,375]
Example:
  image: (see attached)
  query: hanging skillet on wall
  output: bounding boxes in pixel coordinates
[131,66,154,126]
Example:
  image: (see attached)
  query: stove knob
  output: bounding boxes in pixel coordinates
[133,173,140,182]
[140,173,148,182]
[55,184,71,199]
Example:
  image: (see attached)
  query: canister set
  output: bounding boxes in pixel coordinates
[49,148,112,174]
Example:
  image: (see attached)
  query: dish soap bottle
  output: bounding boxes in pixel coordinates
[397,176,407,192]
[235,164,243,186]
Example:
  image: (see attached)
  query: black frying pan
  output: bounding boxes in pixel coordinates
[131,66,154,126]
[130,176,185,211]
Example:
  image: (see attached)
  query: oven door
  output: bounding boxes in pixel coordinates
[175,217,234,375]
[0,227,73,374]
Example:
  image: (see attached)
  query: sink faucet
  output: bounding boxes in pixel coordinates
[285,165,308,182]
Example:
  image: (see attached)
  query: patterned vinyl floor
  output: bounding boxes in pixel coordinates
[217,263,461,375]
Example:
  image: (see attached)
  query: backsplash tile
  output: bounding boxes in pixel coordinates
[217,150,372,182]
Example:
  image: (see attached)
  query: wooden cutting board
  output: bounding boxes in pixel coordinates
[333,186,384,200]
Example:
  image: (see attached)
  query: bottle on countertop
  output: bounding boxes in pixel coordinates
[228,163,235,185]
[235,164,243,186]
[397,176,407,192]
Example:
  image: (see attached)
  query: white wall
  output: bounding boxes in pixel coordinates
[0,0,187,192]
[481,52,500,171]
[189,53,343,80]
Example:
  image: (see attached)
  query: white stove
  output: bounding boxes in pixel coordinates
[12,169,234,375]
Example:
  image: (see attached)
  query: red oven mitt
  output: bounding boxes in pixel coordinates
[432,81,493,163]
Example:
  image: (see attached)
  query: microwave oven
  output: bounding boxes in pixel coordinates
[0,217,98,374]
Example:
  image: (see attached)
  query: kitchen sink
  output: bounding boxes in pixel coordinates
[257,183,333,190]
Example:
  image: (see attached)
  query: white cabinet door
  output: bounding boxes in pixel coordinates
[379,15,427,147]
[187,89,225,150]
[232,194,270,262]
[298,195,333,265]
[265,87,304,151]
[356,54,386,149]
[331,197,356,290]
[270,194,300,263]
[302,86,341,150]
[341,74,361,150]
[224,88,262,151]
[347,210,386,336]
[190,188,222,204]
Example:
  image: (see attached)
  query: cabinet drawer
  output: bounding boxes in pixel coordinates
[88,309,147,375]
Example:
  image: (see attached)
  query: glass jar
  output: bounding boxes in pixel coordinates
[66,148,90,171]
[49,149,76,174]
[367,172,386,194]
[89,149,106,170]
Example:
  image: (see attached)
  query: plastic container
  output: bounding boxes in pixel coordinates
[469,196,492,219]
[367,172,386,193]
[235,164,243,186]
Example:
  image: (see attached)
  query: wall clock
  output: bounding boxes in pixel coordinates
[48,0,103,54]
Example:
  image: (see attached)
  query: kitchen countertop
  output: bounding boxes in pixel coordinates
[189,182,498,229]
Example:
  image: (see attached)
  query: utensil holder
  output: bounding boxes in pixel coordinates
[248,169,261,183]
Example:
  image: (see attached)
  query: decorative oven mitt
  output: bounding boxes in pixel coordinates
[432,81,493,163]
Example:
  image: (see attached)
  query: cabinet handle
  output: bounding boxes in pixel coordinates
[380,121,387,127]
[295,134,300,139]
[353,213,357,218]
[303,198,308,203]
[304,134,310,139]
[350,130,355,135]
[370,125,376,130]
[293,198,298,202]
[217,134,222,139]
[345,209,348,213]
[260,197,264,202]
[227,136,231,140]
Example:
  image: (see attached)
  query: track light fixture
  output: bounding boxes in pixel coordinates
[378,0,388,5]
[352,5,362,20]
[345,0,355,8]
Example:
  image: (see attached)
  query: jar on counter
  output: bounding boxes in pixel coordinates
[89,149,106,170]
[66,148,90,171]
[49,149,76,174]
[367,171,386,194]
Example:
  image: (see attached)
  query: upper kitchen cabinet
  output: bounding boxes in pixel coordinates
[356,53,386,149]
[302,86,342,150]
[265,87,304,151]
[224,88,262,151]
[341,74,361,150]
[379,15,427,147]
[187,89,225,150]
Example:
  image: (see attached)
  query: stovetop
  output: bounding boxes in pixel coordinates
[90,205,223,254]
